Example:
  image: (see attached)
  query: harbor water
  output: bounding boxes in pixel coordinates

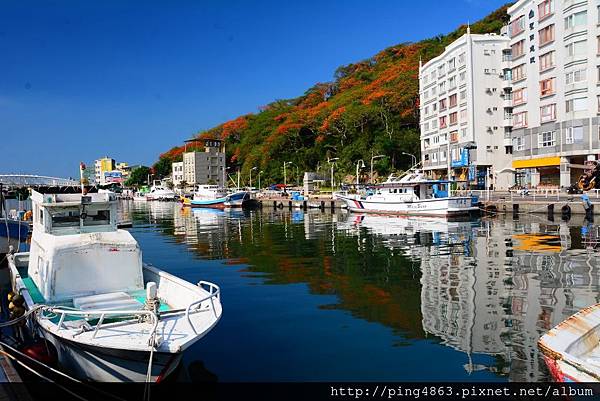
[119,201,600,382]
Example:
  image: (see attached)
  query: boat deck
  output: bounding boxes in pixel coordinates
[17,267,171,315]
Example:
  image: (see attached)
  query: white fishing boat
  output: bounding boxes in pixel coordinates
[538,304,600,382]
[7,190,222,382]
[335,169,478,217]
[146,181,177,201]
[182,184,250,208]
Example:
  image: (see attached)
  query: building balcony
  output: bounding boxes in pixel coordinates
[503,97,513,108]
[501,79,512,90]
[503,117,513,127]
[503,137,512,147]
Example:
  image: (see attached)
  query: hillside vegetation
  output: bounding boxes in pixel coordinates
[155,4,510,185]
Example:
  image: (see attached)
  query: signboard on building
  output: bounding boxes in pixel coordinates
[104,171,123,184]
[451,148,470,168]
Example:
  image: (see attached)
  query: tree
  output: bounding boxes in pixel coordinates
[125,166,151,187]
[153,158,172,179]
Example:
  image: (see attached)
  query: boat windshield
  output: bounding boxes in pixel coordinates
[49,207,112,231]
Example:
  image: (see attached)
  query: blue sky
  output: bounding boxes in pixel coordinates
[1,0,508,178]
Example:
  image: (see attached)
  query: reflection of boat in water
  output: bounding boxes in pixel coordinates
[7,190,222,382]
[338,213,474,239]
[335,169,478,217]
[539,305,600,382]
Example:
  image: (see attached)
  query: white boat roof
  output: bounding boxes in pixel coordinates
[31,190,117,207]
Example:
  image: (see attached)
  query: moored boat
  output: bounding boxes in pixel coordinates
[146,181,177,201]
[7,190,222,382]
[539,304,600,382]
[0,188,30,254]
[183,184,250,208]
[335,169,478,218]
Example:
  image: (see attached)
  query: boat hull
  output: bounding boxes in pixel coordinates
[224,191,249,208]
[337,195,478,217]
[41,328,182,382]
[0,218,29,253]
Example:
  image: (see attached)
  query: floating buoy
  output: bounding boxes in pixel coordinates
[7,292,15,302]
[19,339,58,368]
[11,294,24,306]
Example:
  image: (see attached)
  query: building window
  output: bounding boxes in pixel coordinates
[539,25,554,46]
[438,64,445,77]
[513,111,528,128]
[460,90,467,101]
[432,119,438,129]
[450,131,459,142]
[538,131,556,147]
[540,104,556,123]
[448,58,456,71]
[440,150,447,161]
[449,94,457,108]
[565,68,586,85]
[538,0,554,21]
[566,40,587,57]
[439,98,447,111]
[449,112,458,125]
[566,97,587,112]
[440,133,447,143]
[539,51,555,71]
[431,86,436,96]
[448,76,457,90]
[539,78,555,97]
[459,71,466,82]
[512,40,525,58]
[439,116,447,128]
[565,126,583,144]
[460,128,467,138]
[460,108,467,122]
[513,137,525,151]
[510,15,525,37]
[438,81,446,93]
[565,10,587,29]
[458,52,466,65]
[512,64,526,82]
[432,152,438,162]
[513,88,527,105]
[598,95,600,113]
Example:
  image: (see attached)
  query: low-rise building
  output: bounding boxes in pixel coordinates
[172,162,184,188]
[94,157,115,185]
[176,139,226,189]
[419,28,514,189]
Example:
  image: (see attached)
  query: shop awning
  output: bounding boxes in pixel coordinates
[512,156,560,169]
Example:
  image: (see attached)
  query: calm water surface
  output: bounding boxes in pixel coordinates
[119,201,600,382]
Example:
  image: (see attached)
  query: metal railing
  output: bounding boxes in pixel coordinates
[40,307,160,346]
[185,281,221,335]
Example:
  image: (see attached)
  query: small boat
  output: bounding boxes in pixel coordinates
[146,181,177,201]
[183,185,250,208]
[335,169,478,218]
[7,190,222,382]
[539,304,600,382]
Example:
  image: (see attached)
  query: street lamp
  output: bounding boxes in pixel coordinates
[401,152,417,169]
[370,155,385,184]
[258,170,263,190]
[356,159,366,187]
[328,157,339,190]
[283,161,293,192]
[249,166,257,189]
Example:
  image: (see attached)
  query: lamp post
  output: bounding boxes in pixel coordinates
[370,155,385,184]
[258,170,263,190]
[327,157,339,190]
[401,152,417,169]
[283,161,293,192]
[249,166,257,189]
[356,159,366,187]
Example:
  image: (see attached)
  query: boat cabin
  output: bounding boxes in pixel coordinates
[27,190,143,303]
[370,171,451,201]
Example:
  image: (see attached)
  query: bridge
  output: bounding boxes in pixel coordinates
[0,174,79,187]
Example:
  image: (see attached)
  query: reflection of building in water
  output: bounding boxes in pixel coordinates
[418,218,600,381]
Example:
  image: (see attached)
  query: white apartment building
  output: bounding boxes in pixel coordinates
[172,161,184,188]
[180,139,226,188]
[419,28,514,190]
[508,0,600,188]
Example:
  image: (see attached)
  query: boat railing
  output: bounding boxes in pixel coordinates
[185,281,221,335]
[40,307,160,346]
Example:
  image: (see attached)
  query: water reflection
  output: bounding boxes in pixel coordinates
[126,202,600,382]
